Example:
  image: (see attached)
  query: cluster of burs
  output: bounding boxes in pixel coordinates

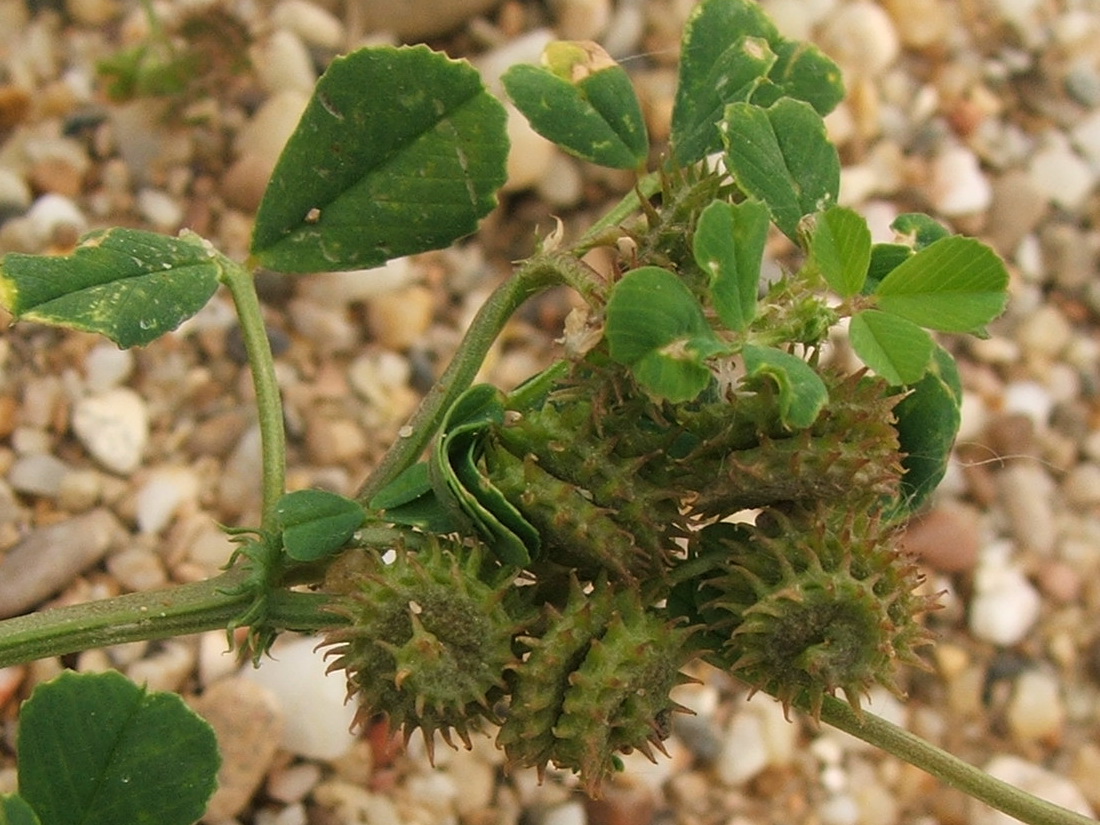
[322,287,933,792]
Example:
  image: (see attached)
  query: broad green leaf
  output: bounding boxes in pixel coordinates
[251,45,508,272]
[808,206,871,297]
[891,212,950,250]
[849,309,934,385]
[741,344,828,429]
[750,40,845,115]
[503,42,648,169]
[865,242,912,294]
[873,236,1009,333]
[670,35,777,165]
[0,228,221,348]
[890,344,962,515]
[606,266,725,402]
[18,670,219,825]
[276,489,365,561]
[693,198,769,331]
[0,795,40,825]
[723,99,840,242]
[369,462,460,533]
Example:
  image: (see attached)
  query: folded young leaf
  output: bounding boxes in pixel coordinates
[693,198,769,331]
[741,343,827,429]
[503,41,648,169]
[723,99,840,242]
[605,266,724,402]
[849,309,934,385]
[809,206,871,297]
[873,236,1009,333]
[18,671,219,825]
[0,228,221,348]
[251,45,508,273]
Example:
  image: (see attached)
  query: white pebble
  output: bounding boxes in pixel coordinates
[25,193,87,246]
[0,166,31,212]
[976,756,1093,825]
[271,0,345,50]
[83,343,133,392]
[474,29,555,91]
[106,546,168,592]
[135,188,183,232]
[1027,138,1096,212]
[135,466,200,534]
[126,640,195,693]
[502,104,557,192]
[550,0,611,40]
[1007,669,1065,744]
[71,388,149,475]
[252,28,317,97]
[535,801,587,825]
[1001,380,1054,425]
[998,463,1056,554]
[928,145,992,216]
[1071,109,1100,171]
[1062,463,1100,507]
[716,709,769,785]
[969,543,1042,646]
[299,257,415,307]
[820,793,860,825]
[536,152,584,208]
[243,634,358,760]
[8,453,69,497]
[818,1,899,76]
[234,90,311,171]
[287,298,358,353]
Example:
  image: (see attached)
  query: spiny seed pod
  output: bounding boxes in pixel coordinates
[703,505,933,718]
[498,579,695,793]
[322,539,522,756]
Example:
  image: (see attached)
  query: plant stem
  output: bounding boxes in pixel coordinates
[818,696,1096,825]
[219,259,286,528]
[576,171,660,250]
[0,571,344,669]
[356,251,603,505]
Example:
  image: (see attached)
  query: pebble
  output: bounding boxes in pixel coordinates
[531,800,588,825]
[299,257,415,307]
[271,0,345,50]
[56,468,103,512]
[287,298,359,353]
[550,0,611,40]
[975,755,1093,825]
[24,192,87,248]
[243,634,358,760]
[503,103,557,192]
[312,781,403,823]
[985,170,1049,255]
[218,425,264,518]
[305,415,368,465]
[968,541,1042,646]
[366,285,435,350]
[1000,380,1055,427]
[1007,668,1065,744]
[1027,136,1096,212]
[134,187,182,233]
[8,452,70,497]
[231,88,310,179]
[191,676,285,821]
[106,545,168,592]
[997,463,1056,555]
[901,502,983,573]
[126,640,195,693]
[134,465,200,534]
[818,1,900,77]
[585,777,656,825]
[71,388,149,476]
[83,343,133,392]
[883,0,952,50]
[927,144,993,217]
[1071,109,1100,170]
[252,28,318,97]
[357,0,500,39]
[820,793,860,825]
[267,762,322,804]
[536,152,585,208]
[1062,462,1100,507]
[0,508,121,618]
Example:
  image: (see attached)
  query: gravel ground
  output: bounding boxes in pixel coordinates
[0,1,1099,824]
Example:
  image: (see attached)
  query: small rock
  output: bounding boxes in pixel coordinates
[357,0,500,39]
[83,343,134,392]
[192,676,285,821]
[8,452,70,497]
[134,466,200,534]
[446,748,498,818]
[106,546,168,592]
[585,777,656,825]
[25,135,90,197]
[1000,380,1055,427]
[715,708,769,785]
[57,468,103,512]
[820,793,860,825]
[0,508,121,618]
[550,0,611,40]
[267,762,322,804]
[1027,137,1096,212]
[883,0,952,49]
[532,800,587,825]
[968,542,1042,646]
[24,193,87,248]
[1007,669,1065,744]
[1062,462,1100,506]
[536,152,585,208]
[287,298,359,353]
[299,257,415,307]
[901,502,983,573]
[271,0,345,50]
[313,782,402,824]
[927,145,993,216]
[305,416,368,465]
[243,634,358,760]
[135,187,183,232]
[1036,559,1081,603]
[126,640,195,692]
[65,0,119,25]
[366,284,435,350]
[985,170,1049,255]
[71,388,149,476]
[975,755,1093,825]
[218,425,263,518]
[997,463,1056,555]
[252,28,317,97]
[819,1,899,76]
[1071,109,1100,170]
[503,103,556,192]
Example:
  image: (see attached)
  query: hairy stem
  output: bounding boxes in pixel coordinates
[819,696,1095,825]
[356,251,604,505]
[0,570,345,669]
[219,260,286,528]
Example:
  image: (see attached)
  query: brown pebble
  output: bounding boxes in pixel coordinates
[1036,560,1082,604]
[900,502,983,573]
[585,777,657,825]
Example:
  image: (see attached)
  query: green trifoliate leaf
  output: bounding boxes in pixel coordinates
[872,236,1009,334]
[741,344,827,429]
[251,45,508,272]
[808,206,871,297]
[606,266,725,403]
[890,344,963,516]
[503,41,648,169]
[0,795,40,825]
[750,39,844,115]
[276,489,365,561]
[849,309,934,385]
[865,242,912,294]
[722,98,840,242]
[18,670,219,825]
[891,212,951,250]
[0,228,222,348]
[693,198,769,331]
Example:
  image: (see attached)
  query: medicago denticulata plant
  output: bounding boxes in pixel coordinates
[0,2,1087,824]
